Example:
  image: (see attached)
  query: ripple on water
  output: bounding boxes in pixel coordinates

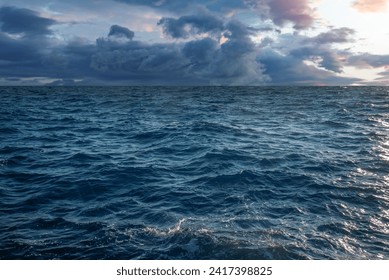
[0,86,388,259]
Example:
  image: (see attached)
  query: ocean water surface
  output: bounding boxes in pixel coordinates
[0,86,388,259]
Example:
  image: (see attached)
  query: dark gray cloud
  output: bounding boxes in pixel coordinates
[0,6,59,80]
[108,25,135,40]
[265,29,354,74]
[0,31,55,81]
[310,27,355,44]
[182,38,218,64]
[91,39,189,79]
[115,0,202,10]
[115,0,245,13]
[0,6,56,36]
[86,12,269,85]
[0,32,39,61]
[289,47,345,73]
[0,21,357,85]
[157,11,260,41]
[258,49,359,85]
[42,38,97,77]
[0,26,96,82]
[180,20,269,85]
[348,53,389,68]
[89,19,268,85]
[374,70,389,84]
[158,13,224,39]
[0,4,374,85]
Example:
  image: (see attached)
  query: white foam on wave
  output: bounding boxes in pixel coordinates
[142,217,213,237]
[143,218,187,237]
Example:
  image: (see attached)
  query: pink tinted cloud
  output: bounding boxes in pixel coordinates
[353,0,388,12]
[265,0,316,29]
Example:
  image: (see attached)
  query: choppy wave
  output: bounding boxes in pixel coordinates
[0,86,388,259]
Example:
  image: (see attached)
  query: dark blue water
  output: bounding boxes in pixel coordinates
[0,86,388,259]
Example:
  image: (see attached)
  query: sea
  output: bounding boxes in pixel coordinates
[0,86,388,260]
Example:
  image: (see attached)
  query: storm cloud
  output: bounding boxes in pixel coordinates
[0,1,385,85]
[158,13,224,39]
[310,28,356,45]
[0,6,56,36]
[108,25,135,40]
[90,19,269,85]
[114,0,245,13]
[259,49,358,85]
[348,53,389,68]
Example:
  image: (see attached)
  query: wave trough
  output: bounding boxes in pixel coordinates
[0,86,388,259]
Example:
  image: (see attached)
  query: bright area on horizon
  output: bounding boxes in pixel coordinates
[0,0,388,86]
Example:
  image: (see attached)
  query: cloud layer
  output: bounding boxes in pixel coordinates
[0,1,388,85]
[0,6,56,36]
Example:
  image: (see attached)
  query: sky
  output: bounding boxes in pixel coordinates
[0,0,388,86]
